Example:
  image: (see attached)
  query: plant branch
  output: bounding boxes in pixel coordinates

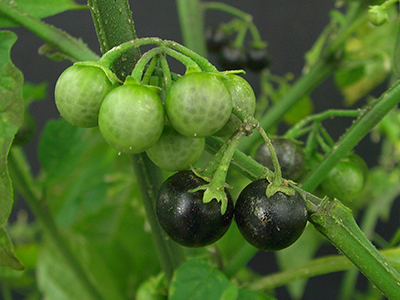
[0,2,99,62]
[130,154,185,281]
[248,246,400,291]
[88,0,141,79]
[89,0,185,281]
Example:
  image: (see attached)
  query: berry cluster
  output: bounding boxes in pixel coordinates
[206,25,271,72]
[54,39,256,173]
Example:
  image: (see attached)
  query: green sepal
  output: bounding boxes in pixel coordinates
[265,180,296,198]
[184,66,202,74]
[123,75,163,94]
[189,183,232,215]
[73,61,121,85]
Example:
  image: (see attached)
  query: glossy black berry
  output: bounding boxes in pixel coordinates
[218,45,247,70]
[156,170,234,247]
[246,46,270,72]
[205,26,229,53]
[235,179,308,252]
[255,137,305,181]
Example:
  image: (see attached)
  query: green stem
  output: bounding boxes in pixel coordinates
[249,247,400,291]
[141,55,159,85]
[176,0,207,56]
[306,197,400,299]
[8,148,105,300]
[284,109,361,139]
[88,0,141,79]
[165,40,217,72]
[130,154,185,281]
[130,47,163,82]
[0,2,99,62]
[302,80,400,192]
[202,2,252,22]
[90,0,185,281]
[98,37,162,68]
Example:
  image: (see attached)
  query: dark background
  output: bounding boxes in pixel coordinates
[7,1,394,299]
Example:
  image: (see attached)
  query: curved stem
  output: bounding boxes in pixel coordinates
[98,37,162,68]
[165,40,218,72]
[141,55,159,85]
[202,2,253,22]
[130,47,162,82]
[159,54,173,93]
[284,109,362,139]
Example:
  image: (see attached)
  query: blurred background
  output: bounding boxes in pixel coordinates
[7,1,395,299]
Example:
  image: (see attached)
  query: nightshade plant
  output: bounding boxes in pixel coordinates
[2,1,400,300]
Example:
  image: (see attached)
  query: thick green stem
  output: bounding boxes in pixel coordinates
[176,0,207,56]
[308,198,400,299]
[0,2,99,62]
[130,154,184,281]
[8,148,105,300]
[88,0,141,79]
[89,0,185,280]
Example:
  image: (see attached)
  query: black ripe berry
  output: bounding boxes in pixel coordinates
[235,179,308,251]
[156,170,234,247]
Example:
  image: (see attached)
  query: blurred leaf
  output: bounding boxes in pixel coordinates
[38,118,160,297]
[334,52,390,106]
[0,30,24,225]
[237,288,277,300]
[283,94,313,125]
[334,19,397,105]
[393,16,400,77]
[0,0,85,28]
[22,81,47,105]
[0,226,24,270]
[36,236,94,300]
[169,257,232,300]
[0,30,24,271]
[38,118,90,183]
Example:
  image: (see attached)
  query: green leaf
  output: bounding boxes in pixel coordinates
[0,30,24,225]
[0,0,85,28]
[38,118,92,183]
[36,236,94,300]
[237,288,276,300]
[169,258,232,300]
[0,226,24,270]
